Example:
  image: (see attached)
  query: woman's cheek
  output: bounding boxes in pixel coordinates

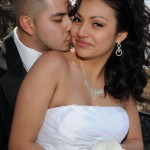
[71,24,80,35]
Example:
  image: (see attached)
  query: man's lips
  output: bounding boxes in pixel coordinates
[66,34,71,41]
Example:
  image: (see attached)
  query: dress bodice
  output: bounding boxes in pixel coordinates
[36,105,129,150]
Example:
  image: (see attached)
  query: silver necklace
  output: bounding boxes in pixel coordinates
[79,60,104,100]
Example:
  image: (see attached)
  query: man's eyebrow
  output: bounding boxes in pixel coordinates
[52,12,67,17]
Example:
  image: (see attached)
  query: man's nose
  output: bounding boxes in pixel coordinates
[65,15,72,32]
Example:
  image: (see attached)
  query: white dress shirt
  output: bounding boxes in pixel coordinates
[13,27,42,72]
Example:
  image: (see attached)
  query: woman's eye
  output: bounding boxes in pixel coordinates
[72,17,81,23]
[93,23,103,27]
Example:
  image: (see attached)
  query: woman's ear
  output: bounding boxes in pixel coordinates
[116,31,128,43]
[19,15,34,36]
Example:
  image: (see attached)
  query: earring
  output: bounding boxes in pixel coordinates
[115,43,122,56]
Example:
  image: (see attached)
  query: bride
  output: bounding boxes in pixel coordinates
[9,0,150,149]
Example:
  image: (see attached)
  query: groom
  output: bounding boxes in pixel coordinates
[0,0,74,149]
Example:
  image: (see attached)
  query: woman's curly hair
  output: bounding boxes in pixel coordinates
[104,0,150,103]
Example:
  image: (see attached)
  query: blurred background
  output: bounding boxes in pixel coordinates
[0,0,15,39]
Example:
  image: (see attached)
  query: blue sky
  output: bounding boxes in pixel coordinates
[145,0,150,7]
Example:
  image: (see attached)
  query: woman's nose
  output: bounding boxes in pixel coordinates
[77,23,89,38]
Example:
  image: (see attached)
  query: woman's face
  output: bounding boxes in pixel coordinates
[71,0,124,59]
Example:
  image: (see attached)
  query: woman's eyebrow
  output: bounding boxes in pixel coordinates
[91,16,108,21]
[76,12,108,21]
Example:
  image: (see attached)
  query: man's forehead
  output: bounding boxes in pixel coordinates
[47,0,69,7]
[47,0,69,16]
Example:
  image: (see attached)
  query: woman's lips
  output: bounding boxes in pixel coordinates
[76,39,92,47]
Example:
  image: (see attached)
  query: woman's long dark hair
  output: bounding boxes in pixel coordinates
[104,0,150,103]
[69,0,82,17]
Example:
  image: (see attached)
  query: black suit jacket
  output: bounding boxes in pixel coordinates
[0,32,27,150]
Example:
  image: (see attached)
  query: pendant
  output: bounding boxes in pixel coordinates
[84,80,104,100]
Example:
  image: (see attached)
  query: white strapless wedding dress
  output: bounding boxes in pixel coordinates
[36,105,129,150]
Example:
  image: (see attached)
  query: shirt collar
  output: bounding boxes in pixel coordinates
[13,27,42,72]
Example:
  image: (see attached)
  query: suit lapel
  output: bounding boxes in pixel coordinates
[0,62,26,111]
[0,32,27,111]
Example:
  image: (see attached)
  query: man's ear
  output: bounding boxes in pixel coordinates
[19,15,34,36]
[116,31,128,43]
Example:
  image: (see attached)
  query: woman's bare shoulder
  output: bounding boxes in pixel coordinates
[32,51,72,74]
[41,51,69,63]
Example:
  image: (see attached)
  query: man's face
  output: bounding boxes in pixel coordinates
[33,0,72,52]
